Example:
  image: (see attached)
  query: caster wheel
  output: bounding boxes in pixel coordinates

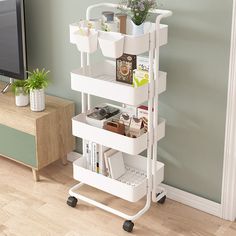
[157,194,166,204]
[123,220,134,233]
[67,196,78,208]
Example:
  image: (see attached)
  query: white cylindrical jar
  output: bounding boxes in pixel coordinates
[30,89,45,112]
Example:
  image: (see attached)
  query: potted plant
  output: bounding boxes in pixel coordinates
[12,80,29,107]
[118,0,157,35]
[25,68,49,112]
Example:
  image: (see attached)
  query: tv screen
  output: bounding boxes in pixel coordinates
[0,0,26,80]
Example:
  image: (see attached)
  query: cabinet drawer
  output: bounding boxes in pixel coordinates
[0,124,37,167]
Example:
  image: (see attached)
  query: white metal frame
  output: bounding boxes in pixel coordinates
[69,2,172,223]
[221,0,236,221]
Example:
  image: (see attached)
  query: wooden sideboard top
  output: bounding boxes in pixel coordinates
[0,81,75,135]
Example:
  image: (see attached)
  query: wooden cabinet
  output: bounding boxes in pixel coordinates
[0,82,75,181]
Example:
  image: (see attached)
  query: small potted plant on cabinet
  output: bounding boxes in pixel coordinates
[25,68,49,112]
[12,80,29,107]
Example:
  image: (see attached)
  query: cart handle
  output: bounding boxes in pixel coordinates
[86,2,172,20]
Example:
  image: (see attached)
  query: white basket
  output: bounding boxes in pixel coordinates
[30,89,45,112]
[73,28,98,53]
[98,31,124,58]
[71,60,167,106]
[73,154,164,202]
[72,110,166,155]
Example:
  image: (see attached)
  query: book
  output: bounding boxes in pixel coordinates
[91,142,99,173]
[103,149,118,177]
[89,141,93,171]
[84,140,91,170]
[107,152,126,179]
[99,145,109,175]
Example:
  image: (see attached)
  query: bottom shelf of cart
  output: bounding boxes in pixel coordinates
[73,153,164,203]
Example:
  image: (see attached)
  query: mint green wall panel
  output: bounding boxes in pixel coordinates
[0,125,36,167]
[0,0,232,202]
[157,0,232,203]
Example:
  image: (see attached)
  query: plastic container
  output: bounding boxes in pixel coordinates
[73,28,98,53]
[70,23,79,44]
[98,32,124,58]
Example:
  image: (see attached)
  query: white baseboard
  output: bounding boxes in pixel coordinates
[160,184,222,218]
[67,152,222,218]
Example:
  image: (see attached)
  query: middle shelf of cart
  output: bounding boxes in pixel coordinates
[71,60,167,106]
[72,111,166,155]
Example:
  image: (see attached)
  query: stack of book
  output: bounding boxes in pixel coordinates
[84,141,126,180]
[84,141,101,173]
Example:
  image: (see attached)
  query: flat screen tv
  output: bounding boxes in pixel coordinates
[0,0,27,80]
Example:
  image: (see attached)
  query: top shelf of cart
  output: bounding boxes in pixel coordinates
[69,3,172,57]
[70,22,169,57]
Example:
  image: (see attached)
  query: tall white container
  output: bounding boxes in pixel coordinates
[15,87,29,107]
[30,89,45,112]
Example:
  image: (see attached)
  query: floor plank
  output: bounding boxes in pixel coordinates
[0,156,235,236]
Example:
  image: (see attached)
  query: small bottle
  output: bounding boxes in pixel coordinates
[115,13,127,34]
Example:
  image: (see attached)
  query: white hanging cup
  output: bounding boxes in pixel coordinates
[98,31,124,58]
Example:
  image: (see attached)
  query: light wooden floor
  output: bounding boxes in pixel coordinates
[0,157,236,236]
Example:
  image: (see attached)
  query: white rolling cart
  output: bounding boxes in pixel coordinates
[67,2,172,233]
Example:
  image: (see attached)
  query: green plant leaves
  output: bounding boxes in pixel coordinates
[12,80,28,95]
[25,68,50,91]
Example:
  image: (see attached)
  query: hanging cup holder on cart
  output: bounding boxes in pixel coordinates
[70,19,168,57]
[98,31,125,58]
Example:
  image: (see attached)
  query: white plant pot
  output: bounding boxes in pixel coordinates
[131,22,144,36]
[30,89,45,112]
[124,21,151,55]
[98,31,124,58]
[15,93,29,107]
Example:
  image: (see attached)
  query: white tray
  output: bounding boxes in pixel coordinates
[73,154,164,202]
[72,112,165,155]
[71,60,167,106]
